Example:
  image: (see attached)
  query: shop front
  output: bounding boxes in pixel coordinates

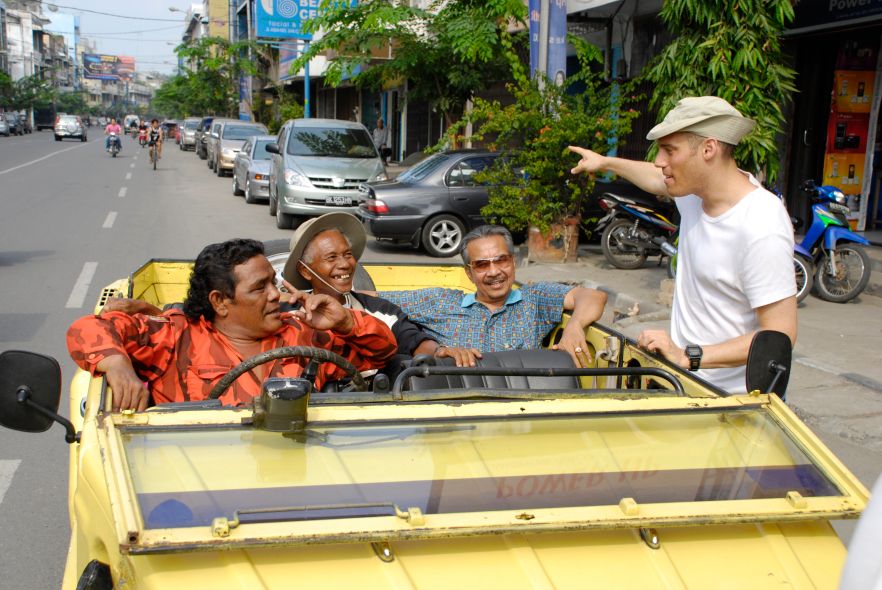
[784,2,882,230]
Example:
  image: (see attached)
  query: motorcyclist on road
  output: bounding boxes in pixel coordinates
[138,121,149,146]
[104,118,122,152]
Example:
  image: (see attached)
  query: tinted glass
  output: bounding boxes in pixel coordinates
[184,120,199,129]
[223,125,267,139]
[123,408,840,530]
[253,140,273,160]
[286,126,376,158]
[397,153,451,183]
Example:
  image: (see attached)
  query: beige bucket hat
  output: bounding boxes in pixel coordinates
[282,212,367,290]
[646,96,756,145]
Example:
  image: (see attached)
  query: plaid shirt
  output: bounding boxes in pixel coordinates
[67,309,396,406]
[381,283,572,351]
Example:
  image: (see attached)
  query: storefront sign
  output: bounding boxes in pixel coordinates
[790,0,882,35]
[255,0,316,40]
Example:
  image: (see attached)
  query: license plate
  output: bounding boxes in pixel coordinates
[325,196,352,206]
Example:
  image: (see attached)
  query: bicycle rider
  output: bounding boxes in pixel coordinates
[148,118,163,161]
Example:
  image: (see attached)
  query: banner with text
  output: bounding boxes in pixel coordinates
[82,54,135,82]
[255,0,316,39]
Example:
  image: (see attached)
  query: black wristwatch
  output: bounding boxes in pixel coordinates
[685,345,703,371]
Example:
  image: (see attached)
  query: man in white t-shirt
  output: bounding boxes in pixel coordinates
[567,96,796,393]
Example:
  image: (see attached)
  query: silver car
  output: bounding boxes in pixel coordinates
[178,117,200,150]
[54,114,87,142]
[211,121,268,177]
[267,118,387,229]
[0,118,9,136]
[232,135,275,204]
[205,118,235,172]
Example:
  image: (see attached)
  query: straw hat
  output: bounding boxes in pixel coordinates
[646,96,756,145]
[281,212,366,290]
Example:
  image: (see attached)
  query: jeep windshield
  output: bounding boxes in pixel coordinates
[107,396,865,554]
[286,127,377,158]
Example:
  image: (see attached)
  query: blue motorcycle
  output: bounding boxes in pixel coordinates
[796,180,871,303]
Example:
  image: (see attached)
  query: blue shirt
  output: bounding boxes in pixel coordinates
[381,283,572,351]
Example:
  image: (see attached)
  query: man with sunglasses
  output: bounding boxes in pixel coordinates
[380,225,607,367]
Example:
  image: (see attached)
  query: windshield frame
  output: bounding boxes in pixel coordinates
[285,125,378,158]
[100,394,868,555]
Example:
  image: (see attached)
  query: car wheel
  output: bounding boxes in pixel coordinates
[216,160,224,177]
[55,135,61,141]
[245,180,258,204]
[276,205,296,229]
[233,174,244,196]
[82,135,87,142]
[269,193,278,216]
[421,214,466,257]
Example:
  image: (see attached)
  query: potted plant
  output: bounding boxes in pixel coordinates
[451,40,638,262]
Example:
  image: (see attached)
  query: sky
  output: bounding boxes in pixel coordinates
[43,1,190,75]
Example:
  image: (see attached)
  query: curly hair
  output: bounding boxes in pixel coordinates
[183,238,265,321]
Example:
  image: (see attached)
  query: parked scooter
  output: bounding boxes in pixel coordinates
[796,179,871,303]
[107,132,121,158]
[594,192,679,269]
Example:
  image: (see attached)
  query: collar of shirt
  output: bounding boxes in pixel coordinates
[460,288,523,309]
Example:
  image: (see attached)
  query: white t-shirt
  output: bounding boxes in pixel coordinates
[671,174,795,393]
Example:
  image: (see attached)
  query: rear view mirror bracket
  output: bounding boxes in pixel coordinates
[16,386,79,443]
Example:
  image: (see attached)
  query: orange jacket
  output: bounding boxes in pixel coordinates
[67,309,396,406]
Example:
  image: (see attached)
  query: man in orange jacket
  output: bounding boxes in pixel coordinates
[67,238,396,411]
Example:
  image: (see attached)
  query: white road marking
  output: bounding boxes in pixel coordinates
[66,262,99,308]
[0,460,21,505]
[125,172,132,180]
[130,163,135,168]
[118,187,127,198]
[0,143,90,176]
[102,211,117,228]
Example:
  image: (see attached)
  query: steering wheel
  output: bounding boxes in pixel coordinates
[208,346,367,400]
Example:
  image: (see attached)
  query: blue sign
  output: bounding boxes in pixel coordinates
[548,0,567,86]
[529,0,540,78]
[255,0,316,40]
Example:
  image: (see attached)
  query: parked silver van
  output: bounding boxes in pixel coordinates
[266,118,387,229]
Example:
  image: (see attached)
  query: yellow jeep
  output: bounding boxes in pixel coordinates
[0,257,868,589]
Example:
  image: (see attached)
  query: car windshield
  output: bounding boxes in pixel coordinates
[286,126,376,158]
[122,405,841,533]
[184,120,199,129]
[253,140,273,159]
[396,153,452,182]
[223,125,266,139]
[59,116,78,124]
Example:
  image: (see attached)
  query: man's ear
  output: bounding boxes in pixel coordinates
[208,290,229,317]
[297,261,312,282]
[703,138,720,161]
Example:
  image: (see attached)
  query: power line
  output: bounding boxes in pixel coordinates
[79,25,184,36]
[44,3,183,22]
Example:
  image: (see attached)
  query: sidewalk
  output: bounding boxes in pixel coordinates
[518,244,882,456]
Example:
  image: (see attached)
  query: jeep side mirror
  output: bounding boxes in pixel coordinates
[0,350,78,442]
[266,142,280,154]
[745,330,792,399]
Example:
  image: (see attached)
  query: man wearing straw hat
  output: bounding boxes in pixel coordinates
[568,96,796,393]
[282,212,481,368]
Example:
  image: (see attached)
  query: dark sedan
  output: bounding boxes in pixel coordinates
[358,150,499,257]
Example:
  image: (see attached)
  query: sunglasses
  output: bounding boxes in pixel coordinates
[468,254,514,271]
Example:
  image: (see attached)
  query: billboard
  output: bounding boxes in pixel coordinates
[82,54,135,82]
[255,0,315,40]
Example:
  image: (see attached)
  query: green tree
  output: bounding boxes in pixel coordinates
[294,0,527,133]
[56,90,89,114]
[642,0,796,181]
[152,37,260,118]
[454,40,638,233]
[7,74,55,112]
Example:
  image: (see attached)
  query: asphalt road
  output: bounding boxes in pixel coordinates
[0,130,433,589]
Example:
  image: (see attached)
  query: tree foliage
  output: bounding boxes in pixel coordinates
[294,0,527,129]
[0,73,55,111]
[152,37,259,118]
[642,0,796,181]
[56,90,89,114]
[452,40,639,232]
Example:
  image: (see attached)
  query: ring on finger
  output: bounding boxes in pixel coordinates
[575,346,583,353]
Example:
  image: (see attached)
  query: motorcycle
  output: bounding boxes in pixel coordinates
[107,132,121,158]
[138,128,148,148]
[795,179,871,303]
[594,192,679,270]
